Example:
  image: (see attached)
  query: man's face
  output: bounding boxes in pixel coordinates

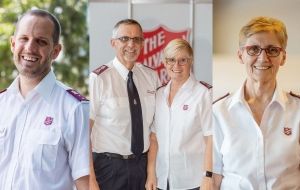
[111,24,144,66]
[10,15,61,79]
[238,32,286,84]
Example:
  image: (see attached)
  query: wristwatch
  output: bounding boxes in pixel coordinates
[203,171,213,178]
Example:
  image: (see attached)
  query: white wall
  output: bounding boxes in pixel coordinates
[213,0,300,98]
[88,0,212,84]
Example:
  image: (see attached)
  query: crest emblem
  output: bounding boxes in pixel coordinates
[183,104,189,110]
[283,127,292,136]
[44,116,53,126]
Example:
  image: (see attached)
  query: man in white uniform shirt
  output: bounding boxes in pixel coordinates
[0,9,89,190]
[146,39,213,190]
[89,19,160,190]
[213,16,300,190]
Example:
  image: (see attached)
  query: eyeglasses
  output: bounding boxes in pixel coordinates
[165,57,191,66]
[115,36,144,44]
[242,45,284,57]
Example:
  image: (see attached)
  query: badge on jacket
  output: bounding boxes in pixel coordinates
[283,127,292,136]
[44,116,54,126]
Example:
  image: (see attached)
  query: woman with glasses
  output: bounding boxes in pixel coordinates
[213,17,300,190]
[146,39,213,190]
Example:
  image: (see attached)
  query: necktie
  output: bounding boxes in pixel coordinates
[127,70,144,156]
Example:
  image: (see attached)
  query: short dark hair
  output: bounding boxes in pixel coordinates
[112,19,143,38]
[15,9,61,44]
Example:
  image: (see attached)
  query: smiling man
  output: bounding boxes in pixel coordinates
[0,9,89,190]
[213,16,300,190]
[89,19,160,190]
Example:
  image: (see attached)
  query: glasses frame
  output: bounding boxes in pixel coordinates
[242,45,285,57]
[165,57,192,66]
[115,36,144,44]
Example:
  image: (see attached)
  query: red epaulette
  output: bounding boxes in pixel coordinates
[93,65,109,75]
[199,81,212,89]
[213,93,230,104]
[290,91,300,99]
[67,89,89,102]
[0,89,7,94]
[156,83,167,91]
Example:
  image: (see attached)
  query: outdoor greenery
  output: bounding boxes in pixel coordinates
[0,0,89,95]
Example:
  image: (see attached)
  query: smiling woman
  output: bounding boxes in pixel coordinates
[213,16,300,190]
[146,38,213,190]
[161,39,193,90]
[238,31,286,91]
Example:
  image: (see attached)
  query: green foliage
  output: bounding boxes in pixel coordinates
[0,0,89,95]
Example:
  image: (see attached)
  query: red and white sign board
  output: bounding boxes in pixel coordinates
[137,25,190,84]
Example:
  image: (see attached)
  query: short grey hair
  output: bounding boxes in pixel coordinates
[112,19,143,38]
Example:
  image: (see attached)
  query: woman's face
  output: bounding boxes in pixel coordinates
[238,32,286,84]
[164,49,192,83]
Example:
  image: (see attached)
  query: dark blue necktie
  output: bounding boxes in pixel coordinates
[127,71,144,155]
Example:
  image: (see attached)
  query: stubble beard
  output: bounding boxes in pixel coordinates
[14,53,52,80]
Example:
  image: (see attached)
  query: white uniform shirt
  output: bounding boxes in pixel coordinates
[213,84,300,190]
[90,58,160,155]
[153,75,212,190]
[0,71,89,190]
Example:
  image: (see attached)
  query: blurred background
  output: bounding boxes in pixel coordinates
[0,0,89,95]
[213,0,300,98]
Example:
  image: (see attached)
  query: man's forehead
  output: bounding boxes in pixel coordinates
[18,14,53,26]
[16,15,54,36]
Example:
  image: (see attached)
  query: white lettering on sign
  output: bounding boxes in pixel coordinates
[144,31,165,54]
[159,67,169,85]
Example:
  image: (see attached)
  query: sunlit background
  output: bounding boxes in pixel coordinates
[0,0,89,95]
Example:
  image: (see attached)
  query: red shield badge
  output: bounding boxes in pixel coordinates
[183,105,189,111]
[44,116,53,126]
[283,127,292,136]
[137,25,190,84]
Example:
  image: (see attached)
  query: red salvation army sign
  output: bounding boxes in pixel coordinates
[137,25,190,84]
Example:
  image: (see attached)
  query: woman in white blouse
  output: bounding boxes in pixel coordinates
[146,39,213,190]
[213,16,300,190]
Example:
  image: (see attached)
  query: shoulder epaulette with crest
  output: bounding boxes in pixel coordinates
[290,91,300,99]
[199,81,212,89]
[93,65,109,75]
[213,93,230,104]
[156,83,167,91]
[67,89,89,102]
[0,89,7,94]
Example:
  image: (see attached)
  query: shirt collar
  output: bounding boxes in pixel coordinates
[228,83,245,110]
[113,57,136,80]
[34,70,56,102]
[228,81,287,110]
[7,70,56,103]
[270,83,287,110]
[7,76,20,94]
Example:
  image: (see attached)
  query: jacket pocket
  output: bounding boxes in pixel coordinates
[25,129,61,171]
